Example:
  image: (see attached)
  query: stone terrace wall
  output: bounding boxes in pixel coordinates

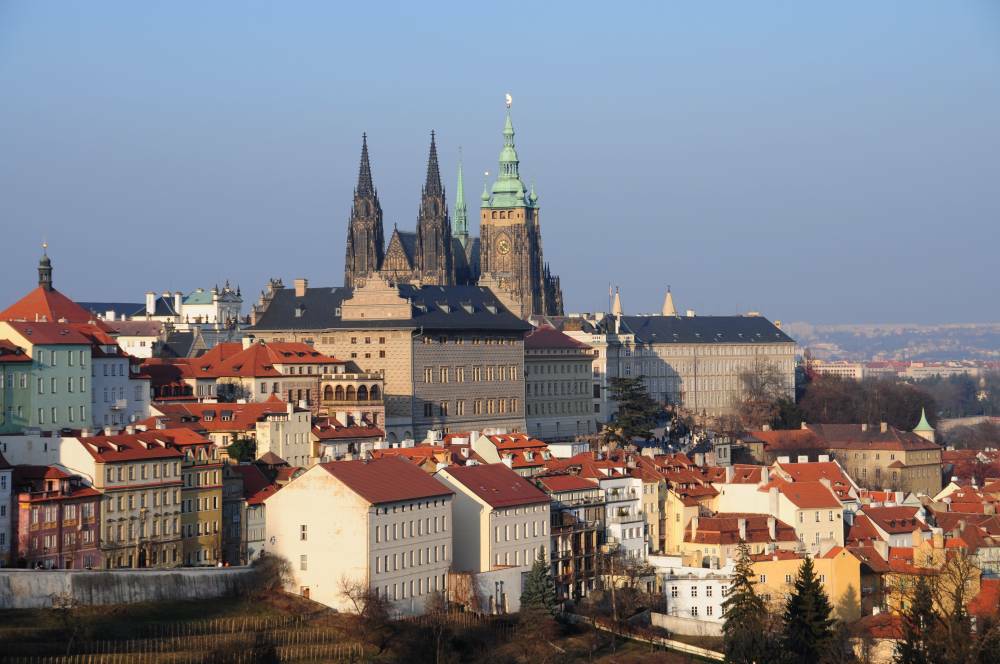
[0,567,255,609]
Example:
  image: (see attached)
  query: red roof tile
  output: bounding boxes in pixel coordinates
[761,477,842,509]
[684,513,798,545]
[2,321,91,346]
[806,423,940,452]
[142,400,293,433]
[968,578,1000,618]
[0,286,110,329]
[863,506,930,534]
[316,457,453,505]
[74,432,186,463]
[0,339,31,363]
[524,325,591,350]
[439,463,550,508]
[535,474,599,493]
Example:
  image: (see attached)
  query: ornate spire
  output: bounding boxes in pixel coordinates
[424,130,443,196]
[454,150,468,248]
[612,287,623,317]
[356,133,375,198]
[38,242,53,291]
[486,97,527,208]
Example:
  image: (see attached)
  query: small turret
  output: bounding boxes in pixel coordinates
[38,242,53,292]
[661,285,677,316]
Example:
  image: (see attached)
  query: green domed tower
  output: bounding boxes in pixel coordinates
[478,98,563,318]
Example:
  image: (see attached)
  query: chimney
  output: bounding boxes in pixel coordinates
[880,422,888,433]
[861,423,868,432]
[738,518,747,541]
[294,278,308,297]
[173,291,183,314]
[242,335,255,350]
[801,421,808,430]
[797,455,809,463]
[725,465,734,483]
[818,454,829,462]
[103,426,114,436]
[156,418,167,430]
[762,424,771,432]
[79,427,92,438]
[125,425,135,435]
[778,456,791,464]
[690,516,699,539]
[145,291,156,316]
[686,309,696,317]
[767,516,776,540]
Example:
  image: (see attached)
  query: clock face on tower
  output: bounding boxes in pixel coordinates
[496,233,512,256]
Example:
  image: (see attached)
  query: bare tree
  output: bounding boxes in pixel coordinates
[735,357,789,429]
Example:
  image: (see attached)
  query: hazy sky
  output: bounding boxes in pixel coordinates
[2,2,998,325]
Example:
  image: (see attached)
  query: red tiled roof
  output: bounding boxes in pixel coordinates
[854,613,903,640]
[73,431,186,463]
[748,429,825,452]
[684,513,798,545]
[487,433,548,450]
[317,457,453,505]
[761,477,841,509]
[230,464,272,500]
[142,400,293,433]
[187,341,344,378]
[774,461,855,498]
[312,417,383,441]
[535,474,599,493]
[439,463,550,508]
[750,550,803,562]
[524,325,591,350]
[847,545,891,573]
[0,286,110,329]
[2,321,91,346]
[806,423,940,452]
[847,514,881,544]
[0,339,31,363]
[863,506,930,534]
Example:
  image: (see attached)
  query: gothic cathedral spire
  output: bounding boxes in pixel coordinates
[415,131,454,285]
[344,133,385,288]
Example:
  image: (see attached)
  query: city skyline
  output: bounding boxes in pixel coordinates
[2,2,998,324]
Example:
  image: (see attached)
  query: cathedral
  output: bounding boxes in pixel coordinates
[344,105,563,318]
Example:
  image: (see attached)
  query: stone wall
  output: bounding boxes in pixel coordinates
[0,567,254,609]
[651,610,723,637]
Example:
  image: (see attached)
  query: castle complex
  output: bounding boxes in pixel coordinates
[344,104,563,319]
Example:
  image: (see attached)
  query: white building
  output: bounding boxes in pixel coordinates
[255,402,314,468]
[650,554,734,635]
[0,453,11,566]
[265,457,453,615]
[106,321,167,359]
[89,341,150,429]
[601,475,646,559]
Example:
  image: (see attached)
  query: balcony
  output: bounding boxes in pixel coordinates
[110,399,127,411]
[607,512,645,526]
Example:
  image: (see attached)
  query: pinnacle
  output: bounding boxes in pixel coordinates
[424,130,443,196]
[356,133,375,198]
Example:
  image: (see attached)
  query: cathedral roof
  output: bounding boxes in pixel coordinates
[250,284,530,333]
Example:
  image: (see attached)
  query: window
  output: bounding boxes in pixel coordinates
[690,607,698,617]
[759,574,766,584]
[706,606,713,616]
[439,367,448,383]
[691,586,698,597]
[300,524,307,541]
[300,555,307,571]
[424,367,433,383]
[706,585,712,597]
[670,586,678,598]
[785,574,792,584]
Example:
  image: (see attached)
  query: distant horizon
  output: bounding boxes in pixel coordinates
[2,2,998,325]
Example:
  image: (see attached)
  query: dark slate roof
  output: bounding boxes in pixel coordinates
[79,302,145,319]
[157,331,196,358]
[250,284,531,333]
[397,231,417,262]
[614,315,794,344]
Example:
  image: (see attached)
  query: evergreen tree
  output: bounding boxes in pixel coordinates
[722,542,770,664]
[894,575,935,664]
[520,551,558,616]
[607,377,660,442]
[781,556,834,662]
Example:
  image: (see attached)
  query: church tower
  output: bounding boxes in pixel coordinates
[478,99,563,318]
[344,134,385,288]
[414,131,454,285]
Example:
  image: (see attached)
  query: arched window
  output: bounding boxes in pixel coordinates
[357,385,368,401]
[323,385,334,401]
[370,385,381,401]
[335,385,345,401]
[346,386,356,401]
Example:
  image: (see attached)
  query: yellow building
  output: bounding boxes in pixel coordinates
[883,531,981,615]
[175,435,224,566]
[752,547,862,619]
[681,513,799,568]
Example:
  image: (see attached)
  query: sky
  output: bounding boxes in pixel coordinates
[1,2,998,325]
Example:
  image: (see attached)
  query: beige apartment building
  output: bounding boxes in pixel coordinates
[249,276,530,441]
[540,288,796,420]
[806,422,942,495]
[265,457,453,615]
[60,432,185,568]
[435,463,550,573]
[524,325,594,441]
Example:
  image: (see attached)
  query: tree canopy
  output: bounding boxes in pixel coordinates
[781,556,834,662]
[606,376,660,442]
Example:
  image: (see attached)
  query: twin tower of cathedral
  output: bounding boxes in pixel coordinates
[344,106,564,318]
